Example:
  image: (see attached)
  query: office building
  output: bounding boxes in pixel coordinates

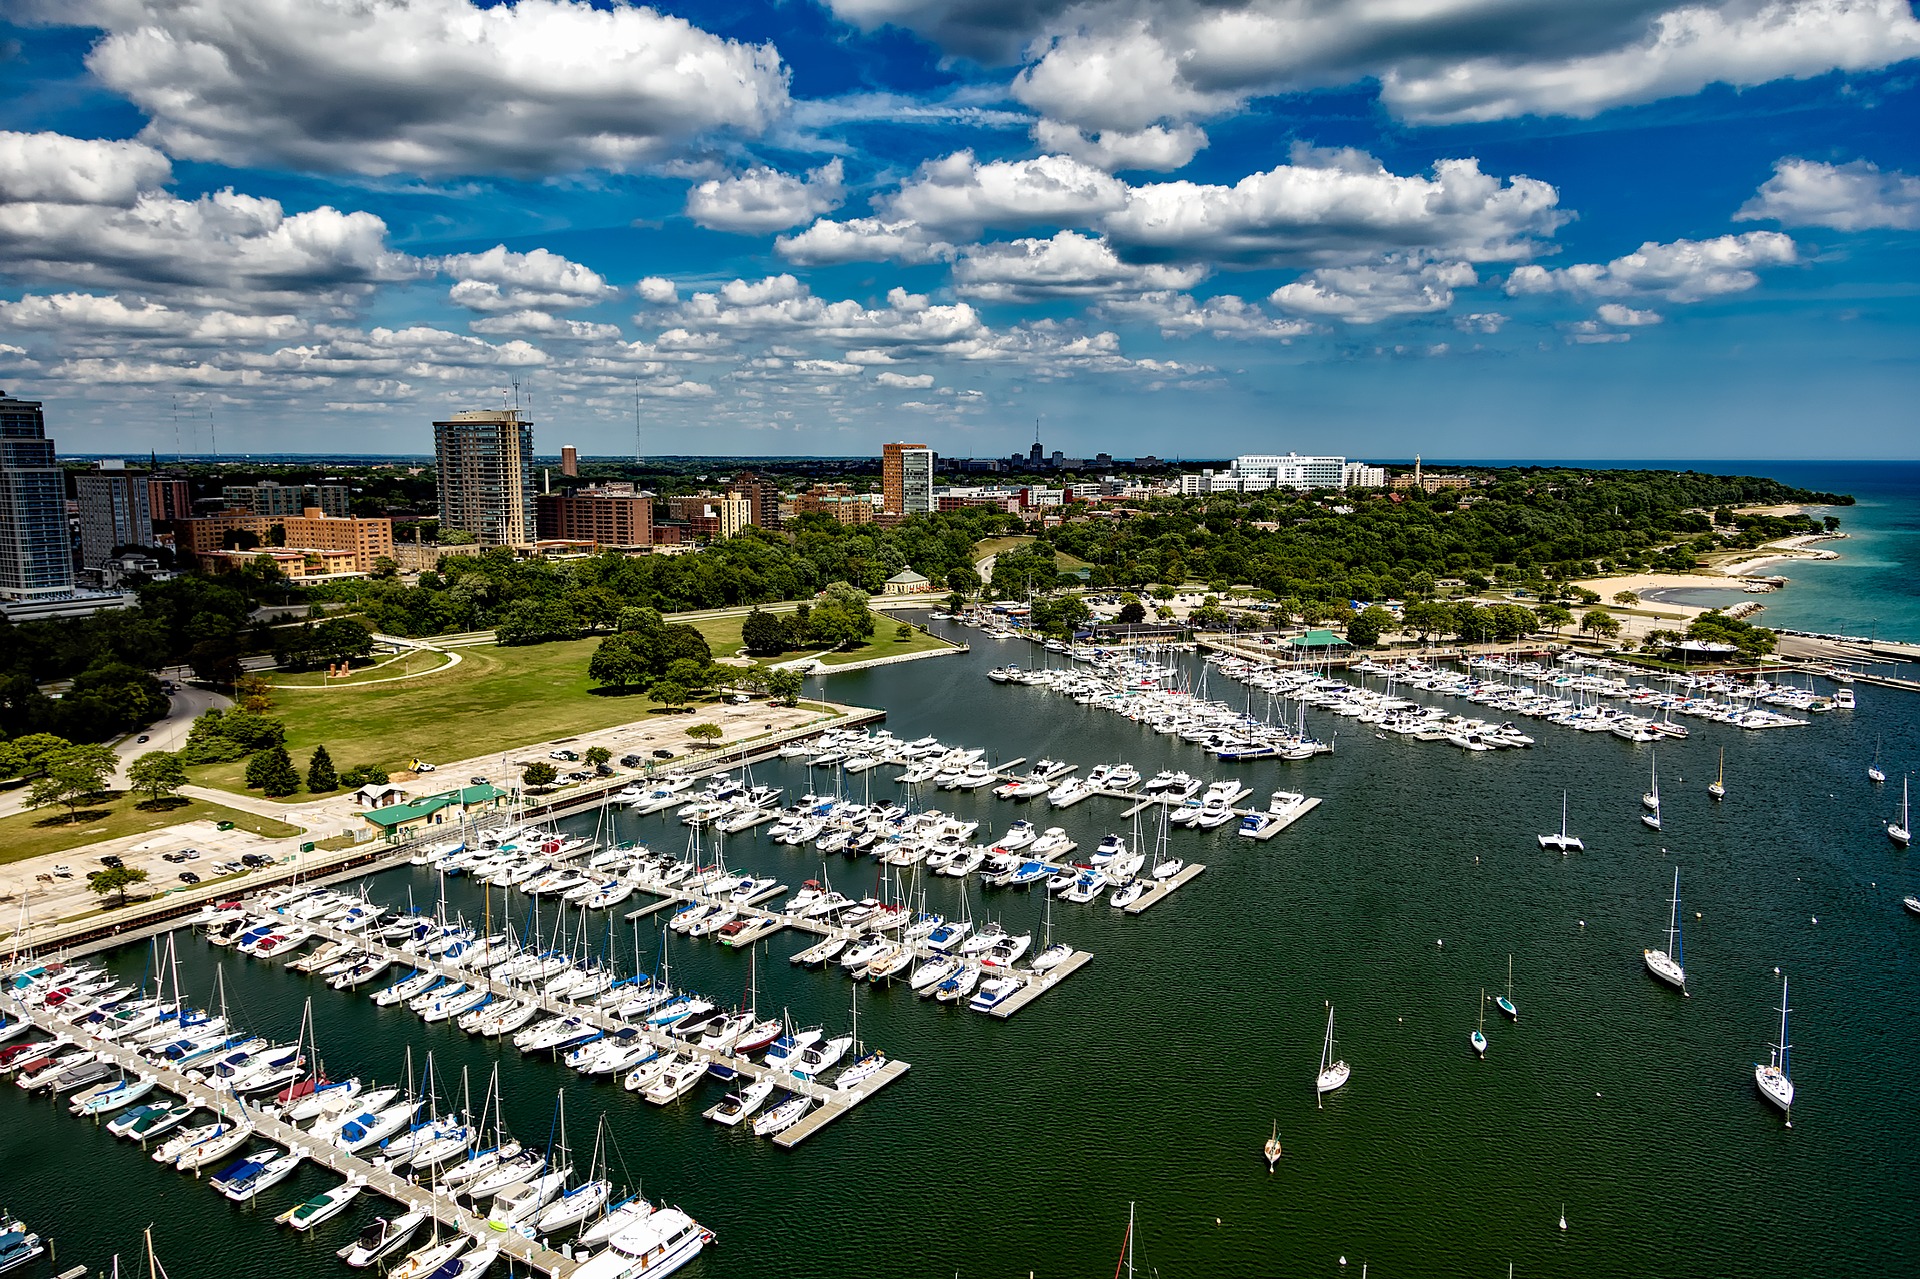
[1343,463,1387,488]
[883,442,935,516]
[560,445,578,477]
[75,461,153,568]
[794,484,875,525]
[535,485,654,546]
[174,507,394,575]
[148,475,192,523]
[1181,453,1372,494]
[223,480,349,518]
[0,390,75,600]
[433,409,535,546]
[731,471,783,530]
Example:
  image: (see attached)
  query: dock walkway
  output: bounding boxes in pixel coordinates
[11,1003,584,1278]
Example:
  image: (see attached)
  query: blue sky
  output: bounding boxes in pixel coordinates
[1,0,1917,461]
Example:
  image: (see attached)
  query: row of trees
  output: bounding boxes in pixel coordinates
[298,506,1018,643]
[739,586,875,655]
[1032,469,1845,605]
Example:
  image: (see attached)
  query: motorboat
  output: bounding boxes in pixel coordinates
[339,1208,428,1267]
[567,1206,713,1279]
[968,977,1021,1013]
[751,1094,812,1138]
[276,1176,366,1230]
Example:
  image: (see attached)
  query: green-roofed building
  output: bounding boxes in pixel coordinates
[360,782,506,841]
[1284,627,1353,653]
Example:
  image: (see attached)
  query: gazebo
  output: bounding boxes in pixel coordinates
[1283,627,1354,655]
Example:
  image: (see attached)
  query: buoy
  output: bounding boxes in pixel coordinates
[1340,1257,1348,1267]
[1578,920,1585,928]
[1437,939,1443,948]
[1811,916,1818,924]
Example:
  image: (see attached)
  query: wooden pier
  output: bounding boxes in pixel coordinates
[11,1003,584,1278]
[982,949,1094,1019]
[284,913,905,1137]
[1123,862,1206,915]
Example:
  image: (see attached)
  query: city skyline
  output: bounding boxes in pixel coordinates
[1,2,1917,459]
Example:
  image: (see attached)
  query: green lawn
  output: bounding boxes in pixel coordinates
[194,637,644,796]
[815,625,960,666]
[970,534,1093,573]
[0,793,303,865]
[687,613,751,661]
[267,647,453,687]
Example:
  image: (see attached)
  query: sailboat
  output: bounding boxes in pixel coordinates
[1641,752,1662,831]
[1708,749,1726,802]
[1471,989,1487,1057]
[1888,776,1911,848]
[1643,867,1687,993]
[1753,973,1794,1123]
[1496,955,1518,1020]
[1537,791,1583,852]
[1314,1004,1349,1103]
[1263,1120,1281,1171]
[1868,737,1886,784]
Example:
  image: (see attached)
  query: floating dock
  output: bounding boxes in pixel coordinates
[11,1003,584,1278]
[1123,862,1206,915]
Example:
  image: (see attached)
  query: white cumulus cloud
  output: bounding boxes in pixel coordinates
[1507,231,1797,302]
[1737,157,1920,230]
[823,0,1920,127]
[75,0,790,176]
[952,231,1207,301]
[1031,120,1209,173]
[1103,146,1564,266]
[1596,302,1664,325]
[440,246,618,313]
[686,160,846,234]
[875,370,935,388]
[880,150,1130,237]
[775,217,957,265]
[1269,259,1477,324]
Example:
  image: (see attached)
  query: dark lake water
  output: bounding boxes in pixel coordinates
[5,626,1918,1278]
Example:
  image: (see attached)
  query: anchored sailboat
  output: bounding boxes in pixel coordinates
[1868,737,1886,784]
[1471,989,1487,1058]
[1538,791,1583,853]
[1753,973,1794,1124]
[1641,752,1662,831]
[1888,776,1911,848]
[1496,954,1518,1020]
[1643,867,1687,993]
[1263,1120,1281,1171]
[1314,1004,1349,1103]
[1708,749,1726,802]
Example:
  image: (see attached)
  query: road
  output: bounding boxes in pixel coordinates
[111,679,231,788]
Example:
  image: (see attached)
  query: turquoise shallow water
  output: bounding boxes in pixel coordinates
[6,629,1919,1279]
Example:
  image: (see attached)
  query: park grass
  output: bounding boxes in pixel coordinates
[266,647,453,687]
[815,625,960,666]
[687,613,751,661]
[970,534,1093,573]
[192,637,637,797]
[0,793,303,866]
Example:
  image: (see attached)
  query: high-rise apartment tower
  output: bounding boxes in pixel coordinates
[433,409,535,546]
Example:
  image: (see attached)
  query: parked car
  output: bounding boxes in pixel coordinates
[564,770,591,783]
[470,776,489,786]
[618,754,642,769]
[240,853,272,868]
[549,749,580,762]
[178,872,200,884]
[100,854,125,869]
[651,748,675,759]
[135,734,150,743]
[595,764,613,777]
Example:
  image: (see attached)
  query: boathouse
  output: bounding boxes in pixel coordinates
[359,782,507,841]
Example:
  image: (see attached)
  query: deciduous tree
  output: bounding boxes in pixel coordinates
[128,750,188,805]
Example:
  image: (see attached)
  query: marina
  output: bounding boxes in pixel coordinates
[4,614,1918,1279]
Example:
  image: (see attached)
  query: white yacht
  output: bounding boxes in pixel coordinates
[1643,867,1688,992]
[1537,791,1584,853]
[1753,973,1794,1118]
[1314,1005,1350,1097]
[568,1198,721,1267]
